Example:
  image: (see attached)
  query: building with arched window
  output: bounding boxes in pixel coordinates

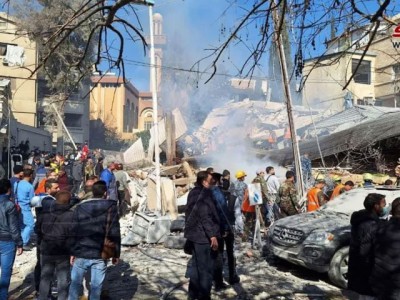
[89,74,161,140]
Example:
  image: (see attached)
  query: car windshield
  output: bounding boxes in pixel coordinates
[320,188,400,215]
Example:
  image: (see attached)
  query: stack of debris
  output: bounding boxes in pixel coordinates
[312,168,397,187]
[121,161,197,247]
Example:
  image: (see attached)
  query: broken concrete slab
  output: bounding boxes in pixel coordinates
[127,212,172,244]
[173,177,196,186]
[161,164,182,176]
[147,177,178,219]
[163,234,186,249]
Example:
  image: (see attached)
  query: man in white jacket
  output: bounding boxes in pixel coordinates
[265,166,281,226]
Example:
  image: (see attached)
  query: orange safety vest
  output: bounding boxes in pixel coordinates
[241,189,255,213]
[35,178,47,195]
[268,131,277,143]
[307,187,321,212]
[284,127,291,139]
[330,183,344,200]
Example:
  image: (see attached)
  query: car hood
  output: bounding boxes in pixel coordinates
[274,210,350,235]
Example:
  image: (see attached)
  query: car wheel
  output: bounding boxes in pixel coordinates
[328,246,349,288]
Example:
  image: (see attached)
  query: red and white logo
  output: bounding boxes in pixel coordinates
[393,24,400,38]
[392,25,400,49]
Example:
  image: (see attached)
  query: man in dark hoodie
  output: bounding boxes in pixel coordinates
[348,193,387,298]
[69,180,121,300]
[184,171,220,300]
[37,191,73,300]
[370,198,400,299]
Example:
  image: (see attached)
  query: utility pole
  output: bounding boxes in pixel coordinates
[272,1,304,197]
[148,4,162,212]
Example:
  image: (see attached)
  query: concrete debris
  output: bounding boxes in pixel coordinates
[122,212,171,246]
[163,234,186,249]
[188,99,326,153]
[116,159,198,248]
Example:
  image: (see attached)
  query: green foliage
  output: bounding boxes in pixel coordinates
[136,130,151,151]
[14,0,97,93]
[89,119,129,151]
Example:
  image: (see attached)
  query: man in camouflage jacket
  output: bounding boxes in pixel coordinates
[278,171,300,217]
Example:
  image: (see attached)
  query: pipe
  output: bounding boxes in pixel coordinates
[51,103,77,150]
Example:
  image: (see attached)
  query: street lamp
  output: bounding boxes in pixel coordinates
[134,0,161,212]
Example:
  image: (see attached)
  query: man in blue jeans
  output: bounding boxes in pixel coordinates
[69,180,121,300]
[14,169,35,251]
[0,178,23,299]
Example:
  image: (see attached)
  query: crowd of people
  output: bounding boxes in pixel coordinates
[347,193,400,300]
[183,163,362,300]
[0,145,135,299]
[3,145,400,300]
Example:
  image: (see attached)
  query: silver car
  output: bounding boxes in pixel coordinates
[267,187,400,288]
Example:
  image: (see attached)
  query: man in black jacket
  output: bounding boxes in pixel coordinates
[37,190,73,300]
[211,172,240,289]
[69,180,121,300]
[348,193,387,298]
[370,198,400,299]
[184,171,220,300]
[31,178,59,298]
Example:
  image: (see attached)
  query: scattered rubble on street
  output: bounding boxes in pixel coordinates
[8,160,370,300]
[9,221,352,300]
[7,155,399,299]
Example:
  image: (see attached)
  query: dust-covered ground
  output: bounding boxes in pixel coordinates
[8,216,354,300]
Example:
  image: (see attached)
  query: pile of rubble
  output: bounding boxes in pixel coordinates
[312,168,397,186]
[121,161,196,248]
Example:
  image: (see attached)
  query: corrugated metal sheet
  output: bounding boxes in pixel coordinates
[311,105,400,130]
[267,110,400,165]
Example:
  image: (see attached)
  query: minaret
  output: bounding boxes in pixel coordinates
[150,13,166,94]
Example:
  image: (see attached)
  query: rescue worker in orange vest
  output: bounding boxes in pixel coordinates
[267,130,277,149]
[35,169,58,195]
[307,179,326,212]
[241,187,255,242]
[283,126,291,148]
[331,180,355,200]
[328,175,342,200]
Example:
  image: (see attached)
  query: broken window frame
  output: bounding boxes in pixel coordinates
[144,121,153,131]
[352,59,371,85]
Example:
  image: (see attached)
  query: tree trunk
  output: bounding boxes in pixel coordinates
[56,94,65,153]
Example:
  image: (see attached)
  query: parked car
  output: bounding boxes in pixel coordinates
[267,187,400,288]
